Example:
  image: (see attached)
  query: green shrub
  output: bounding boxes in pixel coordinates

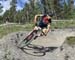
[66,36,75,46]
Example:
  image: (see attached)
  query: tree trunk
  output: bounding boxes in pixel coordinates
[69,0,74,12]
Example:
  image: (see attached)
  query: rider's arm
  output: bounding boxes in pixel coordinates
[34,14,43,24]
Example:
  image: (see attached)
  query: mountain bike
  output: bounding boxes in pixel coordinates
[18,27,46,49]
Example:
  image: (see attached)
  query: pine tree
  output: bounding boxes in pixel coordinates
[0,3,3,13]
[69,0,74,18]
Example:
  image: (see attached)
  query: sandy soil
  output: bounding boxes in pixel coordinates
[0,29,75,60]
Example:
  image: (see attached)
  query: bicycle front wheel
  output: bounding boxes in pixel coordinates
[18,30,37,48]
[17,39,28,48]
[18,35,34,48]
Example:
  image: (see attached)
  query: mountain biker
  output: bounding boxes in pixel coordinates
[33,14,53,37]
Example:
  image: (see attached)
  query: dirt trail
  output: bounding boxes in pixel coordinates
[31,29,75,47]
[0,29,75,60]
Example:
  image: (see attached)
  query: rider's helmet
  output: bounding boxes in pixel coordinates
[43,12,54,17]
[48,13,54,17]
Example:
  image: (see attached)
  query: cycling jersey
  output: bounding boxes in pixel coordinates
[38,16,51,28]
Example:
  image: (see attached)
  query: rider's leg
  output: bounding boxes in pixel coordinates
[34,26,47,36]
[34,26,39,30]
[42,27,50,36]
[33,26,39,34]
[42,28,48,36]
[33,27,42,39]
[42,24,51,36]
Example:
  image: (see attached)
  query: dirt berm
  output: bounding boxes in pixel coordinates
[0,29,75,60]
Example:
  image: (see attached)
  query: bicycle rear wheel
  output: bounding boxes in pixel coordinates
[22,48,45,56]
[21,44,45,56]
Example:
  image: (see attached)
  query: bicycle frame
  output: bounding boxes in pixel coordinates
[18,27,46,48]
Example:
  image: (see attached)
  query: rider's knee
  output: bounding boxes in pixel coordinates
[42,28,47,33]
[34,26,38,30]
